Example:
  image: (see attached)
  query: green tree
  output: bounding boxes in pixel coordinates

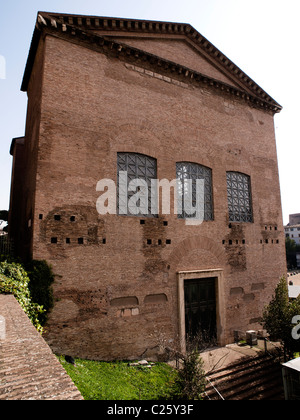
[0,210,8,221]
[262,276,300,359]
[173,349,206,400]
[286,237,297,253]
[285,237,300,269]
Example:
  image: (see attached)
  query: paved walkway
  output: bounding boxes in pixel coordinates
[201,340,282,373]
[0,295,83,400]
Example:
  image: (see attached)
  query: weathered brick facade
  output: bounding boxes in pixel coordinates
[9,12,286,360]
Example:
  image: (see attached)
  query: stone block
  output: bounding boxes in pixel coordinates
[246,330,258,346]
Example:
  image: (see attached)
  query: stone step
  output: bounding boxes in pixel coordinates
[204,354,284,400]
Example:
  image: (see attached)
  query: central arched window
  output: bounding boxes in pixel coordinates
[226,171,253,222]
[117,152,157,217]
[176,162,213,221]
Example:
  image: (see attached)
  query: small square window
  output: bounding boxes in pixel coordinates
[54,215,61,221]
[140,220,146,225]
[147,239,152,245]
[166,239,171,245]
[39,214,43,220]
[78,238,84,245]
[51,237,58,244]
[163,221,168,226]
[66,238,71,244]
[70,216,76,222]
[103,238,106,244]
[158,239,162,245]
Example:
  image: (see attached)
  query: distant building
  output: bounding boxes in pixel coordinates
[285,215,300,268]
[285,224,300,246]
[288,285,300,300]
[297,254,300,269]
[289,214,300,225]
[282,358,300,400]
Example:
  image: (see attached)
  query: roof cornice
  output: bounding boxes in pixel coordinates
[21,12,282,114]
[10,137,25,156]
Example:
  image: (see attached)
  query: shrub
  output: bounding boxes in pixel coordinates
[262,276,300,359]
[0,261,45,333]
[172,349,206,400]
[24,260,54,325]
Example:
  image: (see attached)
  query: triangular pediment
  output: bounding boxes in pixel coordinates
[22,12,282,113]
[108,37,241,89]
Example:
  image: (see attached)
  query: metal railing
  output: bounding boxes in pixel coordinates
[205,377,225,400]
[261,337,284,361]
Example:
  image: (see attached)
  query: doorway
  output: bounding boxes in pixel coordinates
[178,269,225,353]
[184,278,217,348]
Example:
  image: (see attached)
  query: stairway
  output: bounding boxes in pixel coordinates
[204,353,285,400]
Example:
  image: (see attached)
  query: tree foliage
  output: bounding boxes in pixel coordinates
[285,237,300,269]
[262,276,300,359]
[24,260,55,325]
[0,210,8,222]
[0,261,45,333]
[173,349,206,400]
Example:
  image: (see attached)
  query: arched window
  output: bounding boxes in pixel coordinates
[117,152,157,217]
[176,162,213,221]
[226,172,253,222]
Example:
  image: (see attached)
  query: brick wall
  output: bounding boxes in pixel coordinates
[16,31,286,360]
[0,295,83,400]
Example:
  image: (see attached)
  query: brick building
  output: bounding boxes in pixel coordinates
[9,12,286,360]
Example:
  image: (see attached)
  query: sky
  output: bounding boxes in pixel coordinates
[0,0,299,225]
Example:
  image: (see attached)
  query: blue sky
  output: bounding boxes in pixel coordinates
[0,0,299,224]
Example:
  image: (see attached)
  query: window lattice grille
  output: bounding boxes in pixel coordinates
[176,162,213,220]
[226,171,253,222]
[117,152,157,217]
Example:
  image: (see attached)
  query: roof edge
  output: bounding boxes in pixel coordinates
[10,137,25,156]
[21,12,282,112]
[21,12,42,92]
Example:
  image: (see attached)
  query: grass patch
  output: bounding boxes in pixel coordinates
[57,356,179,401]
